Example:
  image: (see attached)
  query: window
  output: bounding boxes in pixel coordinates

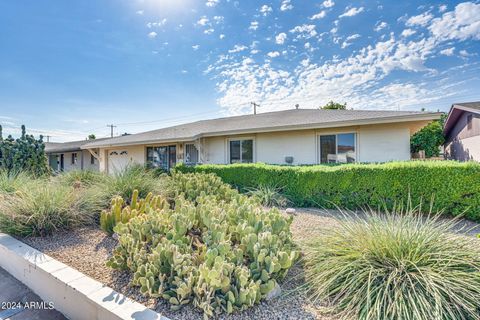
[184,143,199,164]
[467,114,473,130]
[146,146,176,170]
[71,153,77,165]
[319,133,356,163]
[90,154,95,165]
[229,139,253,163]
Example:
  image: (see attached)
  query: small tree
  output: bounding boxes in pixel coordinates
[410,114,446,158]
[88,134,96,140]
[320,101,347,110]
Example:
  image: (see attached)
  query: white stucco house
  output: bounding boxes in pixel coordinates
[45,139,108,172]
[80,109,441,174]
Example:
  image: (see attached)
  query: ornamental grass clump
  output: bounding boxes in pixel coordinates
[0,182,96,236]
[107,172,298,318]
[0,169,40,194]
[55,169,106,188]
[302,206,480,320]
[246,185,289,207]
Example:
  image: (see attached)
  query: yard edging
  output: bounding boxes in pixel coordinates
[0,233,169,320]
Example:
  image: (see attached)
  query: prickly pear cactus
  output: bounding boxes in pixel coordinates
[107,173,298,318]
[100,189,168,235]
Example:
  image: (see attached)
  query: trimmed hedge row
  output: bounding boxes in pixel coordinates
[175,161,480,221]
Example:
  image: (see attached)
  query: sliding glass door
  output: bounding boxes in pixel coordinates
[146,145,176,170]
[319,133,356,163]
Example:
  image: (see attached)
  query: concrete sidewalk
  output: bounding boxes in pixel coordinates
[0,267,66,320]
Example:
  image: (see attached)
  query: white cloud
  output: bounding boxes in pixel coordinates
[206,0,219,7]
[267,51,280,58]
[280,0,293,11]
[147,31,157,38]
[440,47,455,56]
[290,24,317,39]
[219,34,225,39]
[401,29,416,37]
[429,2,480,41]
[229,44,248,53]
[339,7,364,18]
[136,10,144,15]
[322,0,335,8]
[341,34,361,48]
[192,45,200,50]
[275,32,287,45]
[439,4,447,12]
[374,21,388,32]
[249,21,259,31]
[197,16,209,26]
[311,11,326,20]
[147,19,167,28]
[204,28,215,35]
[459,49,473,57]
[406,12,433,27]
[213,16,224,24]
[260,5,273,16]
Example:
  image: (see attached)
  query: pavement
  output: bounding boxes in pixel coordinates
[0,267,66,320]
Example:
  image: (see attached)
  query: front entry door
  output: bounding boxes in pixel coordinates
[60,154,64,171]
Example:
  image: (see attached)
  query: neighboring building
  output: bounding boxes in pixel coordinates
[81,109,441,174]
[45,139,108,172]
[444,101,480,161]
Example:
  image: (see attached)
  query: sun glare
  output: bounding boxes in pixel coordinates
[140,0,194,15]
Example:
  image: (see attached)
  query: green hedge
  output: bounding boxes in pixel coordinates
[175,161,480,221]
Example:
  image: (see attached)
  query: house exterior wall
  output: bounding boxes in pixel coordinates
[47,150,99,172]
[445,111,480,161]
[94,120,432,172]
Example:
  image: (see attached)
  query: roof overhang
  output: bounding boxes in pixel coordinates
[443,104,480,135]
[81,112,441,149]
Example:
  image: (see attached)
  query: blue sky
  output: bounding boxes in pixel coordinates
[0,0,479,141]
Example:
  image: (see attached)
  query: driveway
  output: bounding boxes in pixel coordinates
[0,267,66,320]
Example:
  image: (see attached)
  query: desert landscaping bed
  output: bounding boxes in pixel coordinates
[20,208,480,320]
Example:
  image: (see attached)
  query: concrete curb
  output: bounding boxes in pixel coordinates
[0,233,169,320]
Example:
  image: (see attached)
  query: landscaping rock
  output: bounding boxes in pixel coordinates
[265,283,282,301]
[285,208,296,215]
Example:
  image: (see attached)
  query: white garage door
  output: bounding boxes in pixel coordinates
[108,150,130,174]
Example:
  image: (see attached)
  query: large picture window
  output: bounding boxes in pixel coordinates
[146,145,176,170]
[319,133,356,163]
[229,139,253,163]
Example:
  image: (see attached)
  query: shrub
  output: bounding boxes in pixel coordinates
[0,182,95,236]
[246,185,288,207]
[107,173,298,318]
[302,206,480,320]
[175,161,480,221]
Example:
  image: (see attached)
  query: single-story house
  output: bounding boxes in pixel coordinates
[444,101,480,161]
[45,139,109,172]
[81,109,441,174]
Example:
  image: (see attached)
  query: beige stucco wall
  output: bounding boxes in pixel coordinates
[92,120,433,172]
[49,150,99,172]
[102,145,146,174]
[445,135,480,161]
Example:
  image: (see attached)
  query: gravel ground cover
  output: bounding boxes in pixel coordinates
[21,208,480,320]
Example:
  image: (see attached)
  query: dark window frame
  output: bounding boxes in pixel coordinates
[319,133,356,164]
[71,153,77,165]
[467,114,473,130]
[229,139,254,164]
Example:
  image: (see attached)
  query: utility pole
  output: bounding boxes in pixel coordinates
[107,124,117,138]
[251,102,260,115]
[45,135,51,142]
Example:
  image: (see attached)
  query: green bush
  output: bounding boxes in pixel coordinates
[302,206,480,320]
[107,173,298,318]
[0,182,96,236]
[175,161,480,221]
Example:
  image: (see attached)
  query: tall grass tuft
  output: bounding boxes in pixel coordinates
[0,182,95,236]
[0,169,40,194]
[246,185,289,207]
[55,170,106,188]
[302,206,480,320]
[90,164,164,206]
